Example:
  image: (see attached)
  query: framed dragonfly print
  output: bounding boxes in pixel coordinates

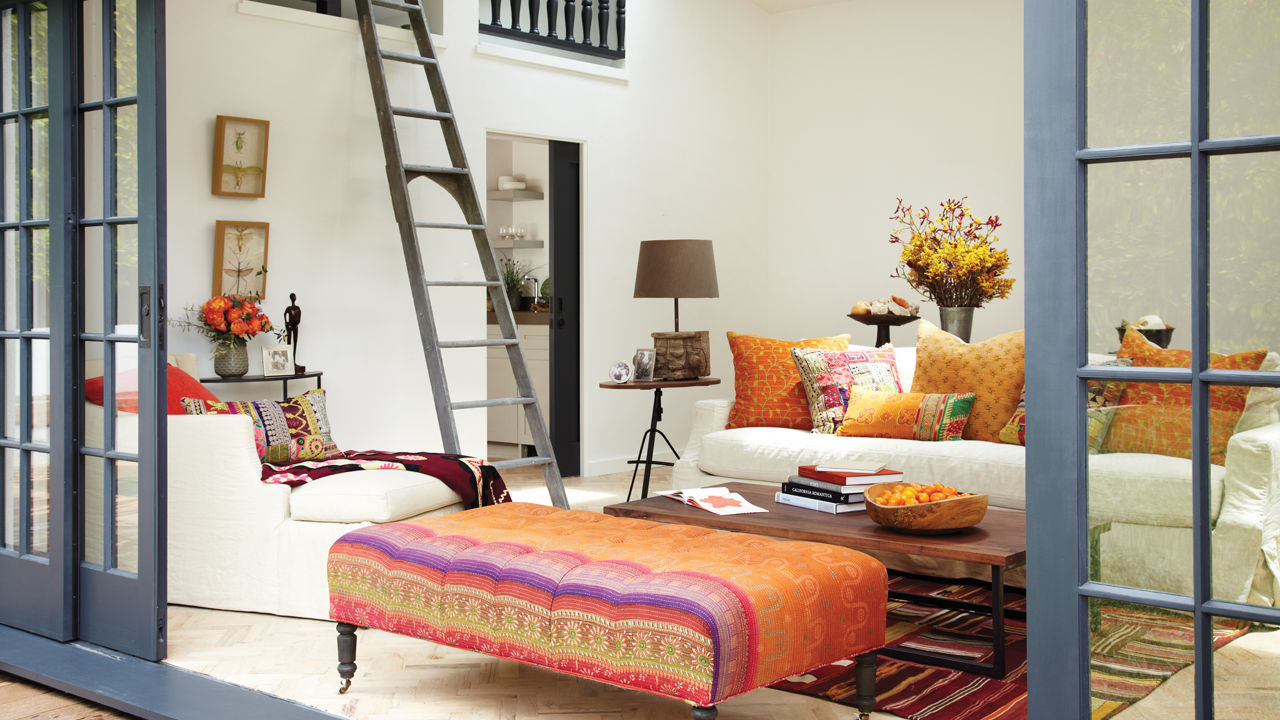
[212,115,270,198]
[213,221,269,299]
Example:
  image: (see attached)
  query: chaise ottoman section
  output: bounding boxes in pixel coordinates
[327,502,887,714]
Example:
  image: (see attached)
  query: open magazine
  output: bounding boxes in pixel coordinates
[655,486,768,515]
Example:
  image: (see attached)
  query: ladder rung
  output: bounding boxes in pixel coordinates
[404,164,468,178]
[490,456,555,471]
[452,397,535,410]
[392,106,452,121]
[415,222,486,230]
[439,339,517,348]
[424,280,501,288]
[372,0,422,11]
[380,50,437,67]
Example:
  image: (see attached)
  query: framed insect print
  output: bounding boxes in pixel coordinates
[212,115,270,198]
[213,221,269,299]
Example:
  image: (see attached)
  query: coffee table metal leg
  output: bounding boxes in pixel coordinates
[991,565,1006,679]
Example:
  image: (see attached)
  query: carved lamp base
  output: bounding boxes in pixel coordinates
[651,330,710,380]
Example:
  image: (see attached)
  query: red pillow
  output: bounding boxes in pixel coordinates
[85,364,219,415]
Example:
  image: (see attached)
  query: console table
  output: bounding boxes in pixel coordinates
[200,371,323,401]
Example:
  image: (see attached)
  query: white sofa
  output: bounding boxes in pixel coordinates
[673,347,1280,606]
[85,358,469,620]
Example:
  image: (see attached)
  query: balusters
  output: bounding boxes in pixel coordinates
[490,0,502,27]
[617,0,625,52]
[564,0,575,42]
[547,0,559,37]
[510,0,523,30]
[598,0,610,48]
[581,0,593,45]
[530,0,542,34]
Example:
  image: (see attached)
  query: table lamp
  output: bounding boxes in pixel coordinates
[633,239,719,379]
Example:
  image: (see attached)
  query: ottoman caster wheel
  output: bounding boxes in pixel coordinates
[338,679,351,695]
[691,705,717,720]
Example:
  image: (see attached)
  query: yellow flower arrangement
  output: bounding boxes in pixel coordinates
[889,197,1015,308]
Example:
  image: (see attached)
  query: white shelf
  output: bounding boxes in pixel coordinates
[487,189,544,201]
[493,239,545,250]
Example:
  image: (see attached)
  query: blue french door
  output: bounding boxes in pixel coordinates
[0,0,166,661]
[1027,0,1280,717]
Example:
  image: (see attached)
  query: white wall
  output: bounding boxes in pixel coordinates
[763,0,1025,346]
[166,1,771,470]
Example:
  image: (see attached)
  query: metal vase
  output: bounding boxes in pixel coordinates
[938,306,976,343]
[213,343,249,378]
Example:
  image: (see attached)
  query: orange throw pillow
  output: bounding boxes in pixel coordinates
[726,332,850,430]
[909,320,1025,442]
[1103,330,1266,465]
[836,388,975,441]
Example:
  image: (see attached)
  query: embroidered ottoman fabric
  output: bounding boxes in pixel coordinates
[328,502,887,706]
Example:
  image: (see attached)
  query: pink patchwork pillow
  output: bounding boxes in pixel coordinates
[791,346,903,434]
[180,388,341,464]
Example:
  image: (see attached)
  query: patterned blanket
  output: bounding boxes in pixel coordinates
[261,451,510,508]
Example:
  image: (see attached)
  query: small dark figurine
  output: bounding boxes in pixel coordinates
[284,293,304,373]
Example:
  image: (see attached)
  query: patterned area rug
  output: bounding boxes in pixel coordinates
[769,575,1251,720]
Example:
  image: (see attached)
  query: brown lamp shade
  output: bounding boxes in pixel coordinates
[633,239,719,299]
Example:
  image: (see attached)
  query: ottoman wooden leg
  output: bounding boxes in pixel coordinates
[336,622,359,694]
[690,705,717,719]
[854,652,877,720]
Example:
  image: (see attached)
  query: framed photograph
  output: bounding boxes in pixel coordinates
[262,344,295,377]
[633,348,656,382]
[212,115,270,198]
[213,221,269,299]
[608,361,633,384]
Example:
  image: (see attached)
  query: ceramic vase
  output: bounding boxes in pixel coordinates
[938,306,976,343]
[214,343,249,378]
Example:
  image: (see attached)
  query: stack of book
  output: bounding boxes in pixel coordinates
[775,463,904,514]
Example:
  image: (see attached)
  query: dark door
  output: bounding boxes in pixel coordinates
[547,140,580,476]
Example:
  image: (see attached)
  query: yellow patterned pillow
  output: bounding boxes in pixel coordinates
[726,332,851,430]
[909,320,1025,442]
[836,388,975,441]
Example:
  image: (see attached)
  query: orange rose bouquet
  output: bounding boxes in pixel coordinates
[177,294,276,356]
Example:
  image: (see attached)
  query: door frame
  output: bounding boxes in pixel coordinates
[1024,0,1280,716]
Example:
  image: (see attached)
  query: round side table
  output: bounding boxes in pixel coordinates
[599,377,722,499]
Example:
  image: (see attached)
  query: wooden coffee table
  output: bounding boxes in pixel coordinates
[603,481,1026,678]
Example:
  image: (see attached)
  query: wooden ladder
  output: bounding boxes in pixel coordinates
[352,0,568,509]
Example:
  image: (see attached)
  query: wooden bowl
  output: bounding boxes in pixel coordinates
[863,482,989,534]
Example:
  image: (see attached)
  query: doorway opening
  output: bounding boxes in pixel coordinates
[483,132,581,476]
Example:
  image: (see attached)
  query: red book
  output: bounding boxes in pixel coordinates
[797,464,904,486]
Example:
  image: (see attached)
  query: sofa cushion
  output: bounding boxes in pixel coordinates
[87,364,219,415]
[909,320,1025,442]
[181,388,341,464]
[725,332,850,430]
[697,427,1027,510]
[1087,453,1224,528]
[836,388,974,441]
[289,470,463,523]
[792,346,902,434]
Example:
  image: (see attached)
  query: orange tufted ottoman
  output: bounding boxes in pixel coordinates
[327,502,887,719]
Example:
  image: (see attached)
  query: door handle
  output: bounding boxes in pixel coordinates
[556,297,565,329]
[139,286,152,348]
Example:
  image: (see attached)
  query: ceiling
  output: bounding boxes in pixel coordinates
[751,0,847,14]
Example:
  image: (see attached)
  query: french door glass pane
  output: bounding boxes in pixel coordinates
[114,0,137,98]
[83,109,104,221]
[82,340,104,449]
[115,224,137,330]
[1213,383,1279,607]
[115,459,137,574]
[28,450,47,556]
[1088,382,1192,594]
[113,342,137,454]
[83,226,104,335]
[1209,0,1280,140]
[82,455,105,566]
[1213,619,1279,716]
[2,447,16,549]
[31,227,49,329]
[29,4,47,108]
[81,0,103,104]
[115,105,137,216]
[1,8,16,113]
[1086,0,1190,148]
[2,339,15,440]
[3,230,14,329]
[30,337,48,443]
[2,120,15,222]
[1209,152,1280,357]
[29,113,49,221]
[1086,159,1191,356]
[1089,599,1198,716]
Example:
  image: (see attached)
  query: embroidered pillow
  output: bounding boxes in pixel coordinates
[1104,330,1267,465]
[726,332,851,430]
[791,346,902,434]
[997,358,1132,449]
[180,388,341,464]
[909,320,1025,442]
[835,388,975,441]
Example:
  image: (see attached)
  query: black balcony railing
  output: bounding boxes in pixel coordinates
[482,0,625,60]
